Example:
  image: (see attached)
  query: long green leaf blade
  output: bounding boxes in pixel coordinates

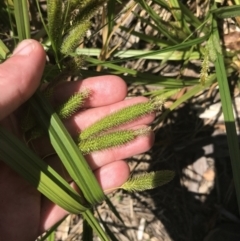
[212,4,240,214]
[0,127,87,213]
[77,48,200,60]
[0,39,9,60]
[30,92,105,205]
[212,5,240,19]
[86,34,209,66]
[83,209,110,241]
[13,0,30,40]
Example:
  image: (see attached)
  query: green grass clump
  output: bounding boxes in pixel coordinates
[3,0,240,240]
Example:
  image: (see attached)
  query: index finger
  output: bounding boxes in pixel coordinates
[53,75,128,108]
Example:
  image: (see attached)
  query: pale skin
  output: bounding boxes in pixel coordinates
[0,40,155,241]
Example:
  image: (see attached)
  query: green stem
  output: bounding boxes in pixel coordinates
[212,3,240,214]
[13,0,30,41]
[82,209,110,241]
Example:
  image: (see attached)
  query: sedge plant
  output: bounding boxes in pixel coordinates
[79,0,240,216]
[75,0,240,217]
[0,1,175,240]
[1,0,240,239]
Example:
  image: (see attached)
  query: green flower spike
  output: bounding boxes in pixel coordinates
[56,89,90,119]
[47,0,63,50]
[120,170,175,192]
[207,34,222,63]
[200,34,222,86]
[79,127,151,155]
[80,97,164,140]
[61,21,91,55]
[200,47,210,86]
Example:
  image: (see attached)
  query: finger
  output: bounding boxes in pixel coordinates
[34,97,155,157]
[53,75,127,107]
[86,127,155,170]
[42,125,154,175]
[0,40,45,120]
[39,160,129,233]
[65,96,154,134]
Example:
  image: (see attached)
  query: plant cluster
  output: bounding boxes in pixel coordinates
[1,0,240,240]
[0,1,176,240]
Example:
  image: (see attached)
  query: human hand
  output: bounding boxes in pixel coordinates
[0,40,154,241]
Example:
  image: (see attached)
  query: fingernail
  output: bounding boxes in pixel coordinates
[13,40,35,56]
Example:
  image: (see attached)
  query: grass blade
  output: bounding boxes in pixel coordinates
[85,34,209,66]
[212,5,240,19]
[13,0,30,40]
[212,7,240,214]
[0,127,87,213]
[96,208,119,241]
[0,39,10,60]
[82,216,93,241]
[159,75,216,121]
[82,209,110,241]
[77,47,200,60]
[105,196,124,223]
[38,217,66,241]
[137,0,179,44]
[30,92,105,205]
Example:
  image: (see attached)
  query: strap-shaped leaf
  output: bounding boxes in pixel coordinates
[13,0,30,40]
[211,5,240,214]
[211,5,240,19]
[30,92,105,205]
[82,209,110,241]
[85,32,210,65]
[0,127,88,213]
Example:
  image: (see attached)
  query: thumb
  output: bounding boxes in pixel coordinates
[0,40,46,120]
